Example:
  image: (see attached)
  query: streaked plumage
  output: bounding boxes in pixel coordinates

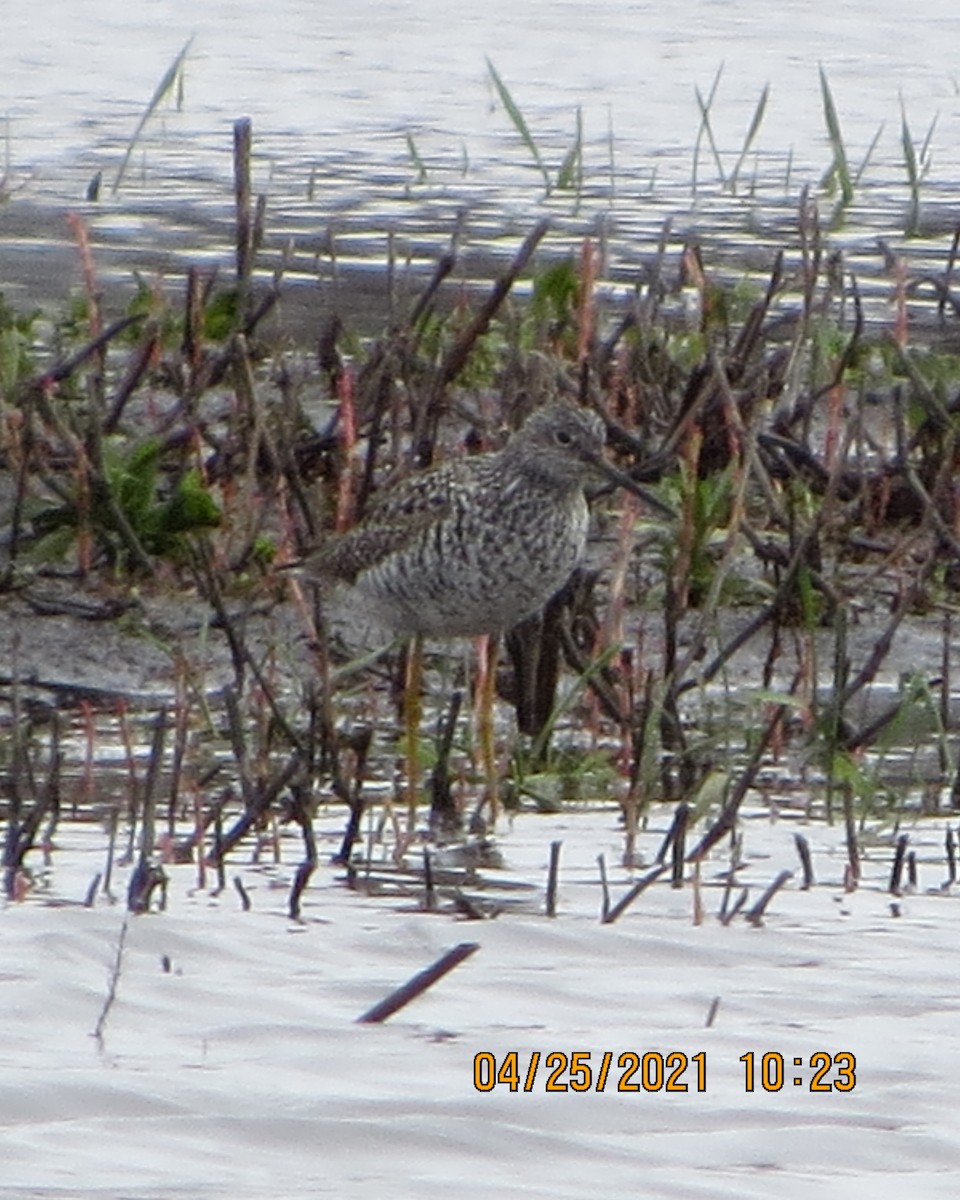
[306,402,655,637]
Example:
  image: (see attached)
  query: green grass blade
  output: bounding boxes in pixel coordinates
[783,145,793,195]
[606,103,616,197]
[818,64,853,205]
[729,83,769,192]
[486,57,551,193]
[900,96,919,192]
[405,131,427,183]
[693,63,726,193]
[528,642,621,767]
[1,114,10,198]
[899,96,934,236]
[694,87,725,181]
[920,111,939,168]
[854,121,884,185]
[113,36,194,194]
[556,105,583,206]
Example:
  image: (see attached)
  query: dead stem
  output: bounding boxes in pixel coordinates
[356,942,479,1024]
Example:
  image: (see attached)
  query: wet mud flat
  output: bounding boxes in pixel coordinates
[3,125,960,919]
[4,133,960,349]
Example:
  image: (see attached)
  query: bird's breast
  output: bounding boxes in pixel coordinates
[354,485,590,637]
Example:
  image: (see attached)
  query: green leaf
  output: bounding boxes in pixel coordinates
[203,289,240,341]
[693,63,726,192]
[556,106,583,194]
[0,326,22,396]
[486,57,551,194]
[160,469,221,535]
[729,83,769,192]
[404,131,427,183]
[531,258,579,327]
[818,65,853,205]
[114,36,194,194]
[107,438,162,526]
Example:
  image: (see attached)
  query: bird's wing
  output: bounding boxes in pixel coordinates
[319,515,436,583]
[364,456,479,522]
[309,457,484,584]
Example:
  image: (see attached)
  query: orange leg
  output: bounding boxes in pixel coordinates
[404,633,424,833]
[475,633,500,826]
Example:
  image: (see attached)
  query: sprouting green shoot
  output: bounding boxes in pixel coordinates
[405,131,427,184]
[900,95,939,236]
[818,64,853,207]
[920,110,939,162]
[486,57,551,194]
[527,642,622,767]
[556,105,583,210]
[854,122,885,185]
[1,114,10,198]
[113,36,194,194]
[901,99,919,194]
[693,63,726,193]
[606,103,616,198]
[728,83,770,193]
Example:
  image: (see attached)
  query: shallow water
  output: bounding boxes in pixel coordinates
[3,0,960,334]
[5,0,960,179]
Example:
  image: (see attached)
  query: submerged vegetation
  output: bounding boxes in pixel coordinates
[3,63,960,920]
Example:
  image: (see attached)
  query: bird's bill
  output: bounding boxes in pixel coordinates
[593,456,676,520]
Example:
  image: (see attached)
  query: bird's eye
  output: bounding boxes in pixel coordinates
[555,429,572,446]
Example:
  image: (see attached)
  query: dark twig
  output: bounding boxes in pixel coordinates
[92,918,129,1048]
[601,864,668,925]
[423,847,437,912]
[546,840,562,917]
[745,870,793,926]
[288,782,318,920]
[103,324,161,434]
[655,801,689,878]
[837,553,937,712]
[687,706,786,862]
[428,219,550,407]
[233,875,251,911]
[212,754,303,863]
[127,710,168,914]
[597,853,610,922]
[670,803,688,888]
[889,833,909,896]
[429,688,463,835]
[27,316,144,395]
[234,117,254,318]
[719,887,749,926]
[793,832,815,889]
[357,942,480,1024]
